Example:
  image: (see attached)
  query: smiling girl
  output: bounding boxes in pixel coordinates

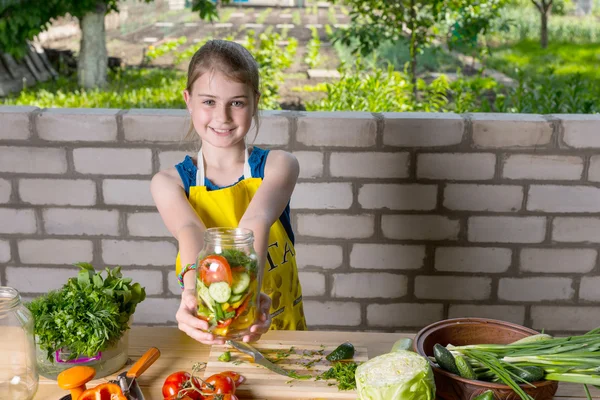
[151,40,306,345]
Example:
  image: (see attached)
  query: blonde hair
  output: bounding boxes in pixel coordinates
[184,39,261,143]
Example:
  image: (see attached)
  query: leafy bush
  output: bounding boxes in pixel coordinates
[305,27,322,69]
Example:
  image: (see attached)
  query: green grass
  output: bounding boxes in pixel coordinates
[1,68,187,109]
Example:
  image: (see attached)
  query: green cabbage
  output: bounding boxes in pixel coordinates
[355,350,436,400]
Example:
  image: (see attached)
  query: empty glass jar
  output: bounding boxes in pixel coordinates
[0,287,38,400]
[196,228,261,339]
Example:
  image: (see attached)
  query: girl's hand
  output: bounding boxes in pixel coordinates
[176,288,226,345]
[241,292,272,343]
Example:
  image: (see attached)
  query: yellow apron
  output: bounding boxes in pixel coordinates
[175,147,307,331]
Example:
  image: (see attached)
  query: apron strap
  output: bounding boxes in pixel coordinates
[196,145,252,187]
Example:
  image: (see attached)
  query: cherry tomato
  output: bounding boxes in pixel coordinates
[218,371,246,388]
[162,371,202,400]
[201,373,235,395]
[200,255,233,285]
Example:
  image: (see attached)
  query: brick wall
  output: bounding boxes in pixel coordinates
[1,106,599,334]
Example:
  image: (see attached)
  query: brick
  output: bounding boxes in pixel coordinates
[468,216,546,243]
[499,277,573,301]
[358,184,437,210]
[294,243,343,269]
[332,273,408,298]
[291,183,353,209]
[503,155,583,180]
[120,269,163,295]
[168,272,181,295]
[134,298,179,324]
[588,155,600,182]
[417,153,496,180]
[449,305,526,325]
[123,109,190,142]
[382,113,464,147]
[253,112,290,146]
[444,184,523,212]
[580,277,600,302]
[36,108,118,141]
[6,267,78,293]
[293,151,324,179]
[44,208,119,236]
[297,214,374,239]
[382,215,460,240]
[0,106,36,140]
[18,239,93,264]
[303,300,361,326]
[350,244,425,270]
[103,179,154,206]
[73,148,152,175]
[0,240,10,263]
[158,151,193,171]
[127,212,171,237]
[298,271,326,296]
[520,248,596,273]
[435,247,511,273]
[0,146,66,174]
[471,113,552,148]
[20,179,96,206]
[0,178,10,203]
[367,303,444,328]
[102,240,176,266]
[532,306,600,332]
[528,185,600,212]
[553,217,600,243]
[558,114,600,148]
[297,112,376,147]
[415,276,491,300]
[330,152,410,178]
[0,209,37,234]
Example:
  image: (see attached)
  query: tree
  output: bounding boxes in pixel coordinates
[0,0,227,89]
[531,0,553,48]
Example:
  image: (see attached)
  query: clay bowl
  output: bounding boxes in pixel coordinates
[413,318,558,400]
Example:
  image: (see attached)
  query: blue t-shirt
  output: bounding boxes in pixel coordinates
[174,147,295,244]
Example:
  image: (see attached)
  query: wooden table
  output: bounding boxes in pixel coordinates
[35,326,600,399]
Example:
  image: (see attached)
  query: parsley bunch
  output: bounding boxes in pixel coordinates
[27,263,146,361]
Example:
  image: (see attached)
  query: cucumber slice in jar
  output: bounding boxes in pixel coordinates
[209,281,232,303]
[231,272,250,295]
[228,293,244,303]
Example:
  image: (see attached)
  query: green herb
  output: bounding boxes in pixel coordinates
[220,249,258,276]
[218,351,231,362]
[287,370,312,380]
[316,362,359,391]
[26,263,146,361]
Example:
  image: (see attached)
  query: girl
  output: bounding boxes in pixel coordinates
[151,40,306,344]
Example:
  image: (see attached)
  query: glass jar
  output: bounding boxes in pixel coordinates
[196,227,261,339]
[0,287,38,399]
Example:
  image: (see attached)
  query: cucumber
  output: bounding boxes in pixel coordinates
[231,272,250,295]
[433,343,460,376]
[455,354,477,380]
[326,342,355,362]
[473,390,494,400]
[208,281,232,303]
[228,293,244,303]
[197,280,215,311]
[512,365,545,383]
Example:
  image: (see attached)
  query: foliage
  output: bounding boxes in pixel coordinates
[305,27,322,69]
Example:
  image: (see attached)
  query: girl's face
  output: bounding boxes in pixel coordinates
[184,69,257,149]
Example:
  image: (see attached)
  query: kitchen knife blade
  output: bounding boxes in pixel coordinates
[226,340,291,377]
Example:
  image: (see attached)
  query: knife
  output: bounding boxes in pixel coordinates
[113,347,161,400]
[226,340,290,377]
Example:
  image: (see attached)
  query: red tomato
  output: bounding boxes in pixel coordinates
[201,373,236,395]
[200,255,233,285]
[218,371,246,388]
[204,395,238,400]
[162,371,202,400]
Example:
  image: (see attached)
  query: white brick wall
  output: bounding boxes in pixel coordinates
[417,153,496,180]
[358,184,437,210]
[444,184,522,212]
[2,110,600,333]
[20,179,96,206]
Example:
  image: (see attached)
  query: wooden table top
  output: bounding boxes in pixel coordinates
[35,327,600,399]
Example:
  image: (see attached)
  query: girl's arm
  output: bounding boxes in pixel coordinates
[238,150,300,275]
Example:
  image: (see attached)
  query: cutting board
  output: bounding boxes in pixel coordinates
[204,339,368,399]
